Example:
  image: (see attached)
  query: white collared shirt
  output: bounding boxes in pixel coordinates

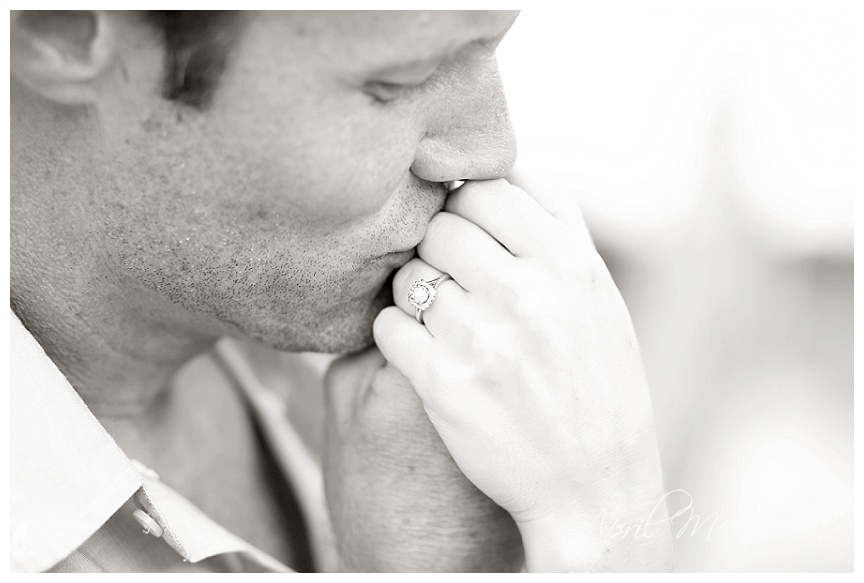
[10,311,339,572]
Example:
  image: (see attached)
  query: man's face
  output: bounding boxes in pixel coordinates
[93,11,518,353]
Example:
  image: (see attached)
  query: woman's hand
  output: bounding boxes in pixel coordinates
[373,171,674,571]
[322,346,523,572]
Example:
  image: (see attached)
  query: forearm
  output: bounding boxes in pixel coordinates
[331,482,523,572]
[326,434,524,572]
[323,356,524,572]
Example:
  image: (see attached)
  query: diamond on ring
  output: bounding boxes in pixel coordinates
[408,274,451,325]
[408,280,437,311]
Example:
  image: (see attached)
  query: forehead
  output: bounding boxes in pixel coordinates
[246,10,519,68]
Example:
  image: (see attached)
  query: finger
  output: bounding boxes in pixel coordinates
[444,179,560,257]
[507,166,594,247]
[417,211,516,292]
[372,306,441,403]
[392,257,467,338]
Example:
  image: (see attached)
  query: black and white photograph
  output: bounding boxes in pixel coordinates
[6,5,856,573]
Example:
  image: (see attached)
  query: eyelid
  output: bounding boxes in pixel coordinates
[363,68,437,103]
[362,36,498,103]
[371,62,440,86]
[363,79,426,104]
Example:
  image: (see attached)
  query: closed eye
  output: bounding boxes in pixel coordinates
[363,58,442,104]
[363,76,433,104]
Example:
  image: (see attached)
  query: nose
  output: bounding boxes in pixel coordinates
[410,56,517,184]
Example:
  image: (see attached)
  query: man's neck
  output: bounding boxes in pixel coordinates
[11,105,221,416]
[11,271,218,417]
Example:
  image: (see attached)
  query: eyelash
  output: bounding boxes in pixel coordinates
[364,77,432,104]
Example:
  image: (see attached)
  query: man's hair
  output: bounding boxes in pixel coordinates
[144,11,239,109]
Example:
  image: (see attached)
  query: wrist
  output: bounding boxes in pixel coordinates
[517,497,674,572]
[516,440,675,572]
[517,508,603,572]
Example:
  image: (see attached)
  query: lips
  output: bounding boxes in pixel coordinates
[382,179,449,252]
[362,179,446,267]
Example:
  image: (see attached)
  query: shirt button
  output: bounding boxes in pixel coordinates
[132,509,164,538]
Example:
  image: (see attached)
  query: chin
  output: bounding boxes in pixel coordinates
[241,284,393,355]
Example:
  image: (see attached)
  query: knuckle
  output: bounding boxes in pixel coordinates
[459,178,510,202]
[371,308,393,342]
[392,259,421,296]
[550,221,581,251]
[423,211,453,241]
[546,231,606,284]
[485,178,517,201]
[431,361,490,418]
[575,247,608,283]
[419,213,462,261]
[475,332,518,383]
[372,307,405,350]
[490,274,525,309]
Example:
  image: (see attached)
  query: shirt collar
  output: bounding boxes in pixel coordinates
[10,311,297,573]
[10,310,143,571]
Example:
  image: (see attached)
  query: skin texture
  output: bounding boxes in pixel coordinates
[375,174,675,571]
[323,349,523,571]
[11,10,524,571]
[12,10,673,572]
[11,10,518,409]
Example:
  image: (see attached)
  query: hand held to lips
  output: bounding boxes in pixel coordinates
[373,170,673,571]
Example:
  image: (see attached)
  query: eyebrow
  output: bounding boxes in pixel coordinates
[367,35,495,78]
[368,54,446,78]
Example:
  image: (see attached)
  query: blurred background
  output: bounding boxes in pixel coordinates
[497,1,855,572]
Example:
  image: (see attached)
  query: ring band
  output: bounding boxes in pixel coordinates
[408,274,451,325]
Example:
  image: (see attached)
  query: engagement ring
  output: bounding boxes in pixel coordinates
[408,274,451,325]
